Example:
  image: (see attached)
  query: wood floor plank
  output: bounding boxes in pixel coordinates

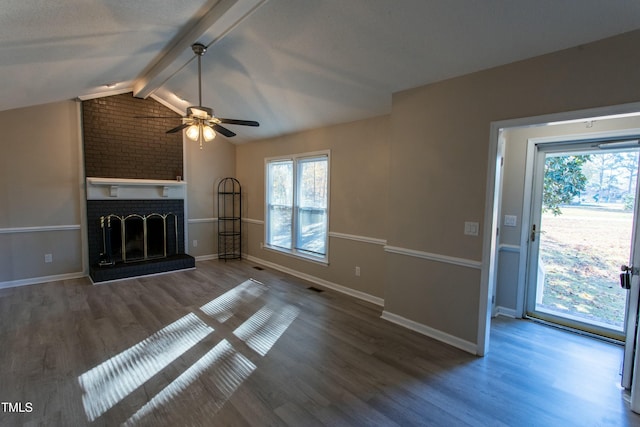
[1,259,640,426]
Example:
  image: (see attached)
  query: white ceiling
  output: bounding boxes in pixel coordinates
[3,0,640,142]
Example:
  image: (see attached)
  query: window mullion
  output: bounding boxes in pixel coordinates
[266,164,272,245]
[292,158,299,254]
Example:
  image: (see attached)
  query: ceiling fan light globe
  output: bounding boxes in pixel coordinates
[185,124,200,141]
[203,126,216,141]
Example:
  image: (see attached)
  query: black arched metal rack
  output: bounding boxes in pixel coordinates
[217,177,241,260]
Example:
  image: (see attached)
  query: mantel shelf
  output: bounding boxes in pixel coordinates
[87,177,187,187]
[86,177,186,200]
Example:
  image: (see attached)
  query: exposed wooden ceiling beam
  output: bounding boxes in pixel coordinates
[133,0,267,99]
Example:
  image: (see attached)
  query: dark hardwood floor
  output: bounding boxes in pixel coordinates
[1,260,639,426]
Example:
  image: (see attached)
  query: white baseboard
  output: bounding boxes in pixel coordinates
[204,254,479,355]
[245,255,384,307]
[194,254,218,261]
[495,306,517,318]
[0,271,87,290]
[380,310,477,355]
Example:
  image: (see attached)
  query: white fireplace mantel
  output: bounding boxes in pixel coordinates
[86,177,186,200]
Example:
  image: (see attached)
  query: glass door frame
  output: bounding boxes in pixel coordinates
[525,138,640,342]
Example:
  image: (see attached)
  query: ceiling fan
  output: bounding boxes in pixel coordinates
[140,43,259,148]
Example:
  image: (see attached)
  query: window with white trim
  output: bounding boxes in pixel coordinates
[265,151,329,262]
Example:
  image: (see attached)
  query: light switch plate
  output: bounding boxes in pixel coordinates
[464,221,479,236]
[504,215,517,227]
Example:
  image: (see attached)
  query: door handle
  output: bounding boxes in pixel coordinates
[530,224,543,242]
[621,265,638,290]
[621,270,632,289]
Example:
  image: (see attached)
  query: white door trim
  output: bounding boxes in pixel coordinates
[484,100,640,410]
[482,102,640,345]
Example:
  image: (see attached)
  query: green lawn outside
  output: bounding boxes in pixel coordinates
[539,205,632,329]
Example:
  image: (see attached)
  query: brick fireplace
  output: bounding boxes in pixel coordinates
[83,93,195,283]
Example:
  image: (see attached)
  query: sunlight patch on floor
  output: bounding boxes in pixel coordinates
[234,304,300,356]
[78,313,214,422]
[77,278,299,424]
[123,339,256,426]
[200,279,266,322]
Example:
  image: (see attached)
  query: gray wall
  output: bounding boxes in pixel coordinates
[386,30,640,349]
[0,101,84,284]
[236,115,390,301]
[186,136,236,259]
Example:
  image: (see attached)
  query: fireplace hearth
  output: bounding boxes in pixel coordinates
[86,196,194,283]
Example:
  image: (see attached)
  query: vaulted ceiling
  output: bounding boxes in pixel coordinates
[3,0,640,142]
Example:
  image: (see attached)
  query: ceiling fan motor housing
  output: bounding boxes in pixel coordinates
[187,106,213,120]
[192,43,207,56]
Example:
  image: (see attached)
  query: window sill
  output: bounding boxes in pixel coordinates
[262,244,329,266]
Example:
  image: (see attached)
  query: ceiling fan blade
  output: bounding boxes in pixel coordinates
[218,118,260,127]
[166,123,190,134]
[134,116,183,119]
[213,124,236,138]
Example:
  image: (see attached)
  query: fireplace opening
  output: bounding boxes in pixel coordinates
[124,215,144,262]
[146,214,166,259]
[99,213,178,266]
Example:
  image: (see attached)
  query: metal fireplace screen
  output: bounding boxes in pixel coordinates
[99,213,178,265]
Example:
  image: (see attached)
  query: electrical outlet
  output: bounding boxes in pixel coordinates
[44,253,53,263]
[193,240,198,248]
[355,266,361,277]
